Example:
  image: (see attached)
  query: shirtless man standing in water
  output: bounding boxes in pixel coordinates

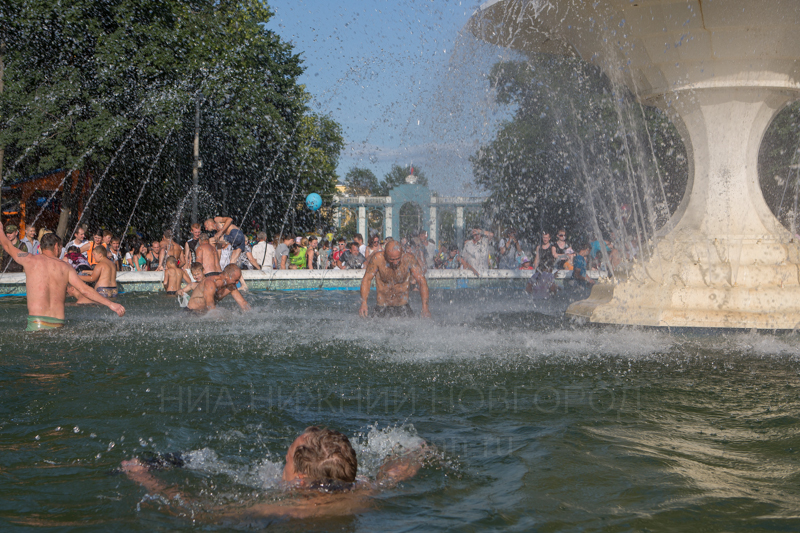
[186,264,250,313]
[194,233,222,277]
[0,224,125,330]
[359,240,431,318]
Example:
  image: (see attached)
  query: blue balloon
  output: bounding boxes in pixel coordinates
[305,193,322,211]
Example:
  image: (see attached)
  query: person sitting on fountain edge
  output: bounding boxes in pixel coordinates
[186,264,250,314]
[0,223,125,330]
[359,240,431,318]
[120,426,429,522]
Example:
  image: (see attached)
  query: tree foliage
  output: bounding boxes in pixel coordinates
[375,164,428,196]
[343,167,379,196]
[0,0,343,240]
[471,54,688,246]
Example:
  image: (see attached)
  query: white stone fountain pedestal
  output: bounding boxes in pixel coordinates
[567,88,800,329]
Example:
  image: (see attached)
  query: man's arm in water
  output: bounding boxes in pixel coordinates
[359,257,378,317]
[228,287,251,311]
[0,222,33,267]
[408,258,431,318]
[67,270,125,316]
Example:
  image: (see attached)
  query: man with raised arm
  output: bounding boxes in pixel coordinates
[204,216,246,266]
[0,222,125,331]
[359,240,431,319]
[186,264,250,314]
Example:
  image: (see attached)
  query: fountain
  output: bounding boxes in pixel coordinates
[470,0,800,328]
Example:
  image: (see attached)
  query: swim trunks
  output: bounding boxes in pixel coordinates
[96,286,118,298]
[165,291,177,295]
[26,315,65,331]
[371,303,415,318]
[227,228,247,253]
[205,271,221,277]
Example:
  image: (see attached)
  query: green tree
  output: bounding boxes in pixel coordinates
[343,167,379,196]
[472,55,687,246]
[376,164,428,196]
[0,0,342,240]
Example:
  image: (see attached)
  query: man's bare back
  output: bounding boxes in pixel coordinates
[195,240,221,275]
[0,227,125,329]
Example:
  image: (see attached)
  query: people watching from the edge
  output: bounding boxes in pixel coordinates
[498,228,521,270]
[60,226,90,259]
[0,225,124,330]
[443,244,480,276]
[572,242,595,286]
[251,232,275,270]
[86,230,104,266]
[552,228,574,270]
[64,245,92,273]
[145,240,161,271]
[82,244,119,298]
[109,236,122,269]
[354,233,366,256]
[360,240,431,318]
[275,233,294,269]
[332,237,347,266]
[462,228,493,275]
[337,242,366,270]
[366,234,383,260]
[20,225,40,255]
[184,223,203,265]
[307,236,319,269]
[534,231,555,272]
[0,224,26,273]
[163,256,193,295]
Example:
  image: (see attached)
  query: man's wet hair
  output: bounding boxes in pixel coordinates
[163,229,173,239]
[293,426,357,483]
[222,264,241,278]
[198,233,210,242]
[190,262,203,273]
[165,256,178,267]
[41,232,61,251]
[93,245,108,259]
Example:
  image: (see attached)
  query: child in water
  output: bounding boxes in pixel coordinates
[162,256,193,295]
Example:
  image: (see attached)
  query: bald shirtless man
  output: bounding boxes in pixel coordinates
[186,264,250,313]
[194,233,222,277]
[204,216,246,266]
[359,240,431,318]
[0,223,125,331]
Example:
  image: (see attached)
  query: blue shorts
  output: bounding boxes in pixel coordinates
[228,228,246,252]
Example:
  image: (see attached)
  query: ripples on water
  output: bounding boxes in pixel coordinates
[1,289,800,531]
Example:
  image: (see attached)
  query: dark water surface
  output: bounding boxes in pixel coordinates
[2,289,800,531]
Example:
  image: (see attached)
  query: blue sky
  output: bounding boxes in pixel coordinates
[263,0,518,195]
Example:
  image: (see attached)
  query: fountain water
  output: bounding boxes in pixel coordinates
[471,0,800,328]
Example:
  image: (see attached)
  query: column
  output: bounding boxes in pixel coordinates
[384,202,393,240]
[456,206,464,249]
[357,197,366,238]
[429,203,437,245]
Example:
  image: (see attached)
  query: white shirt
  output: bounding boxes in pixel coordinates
[462,237,490,273]
[359,244,367,256]
[251,241,275,270]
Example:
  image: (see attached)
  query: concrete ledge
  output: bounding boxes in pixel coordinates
[0,269,532,294]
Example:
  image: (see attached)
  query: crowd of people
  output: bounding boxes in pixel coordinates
[1,216,633,286]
